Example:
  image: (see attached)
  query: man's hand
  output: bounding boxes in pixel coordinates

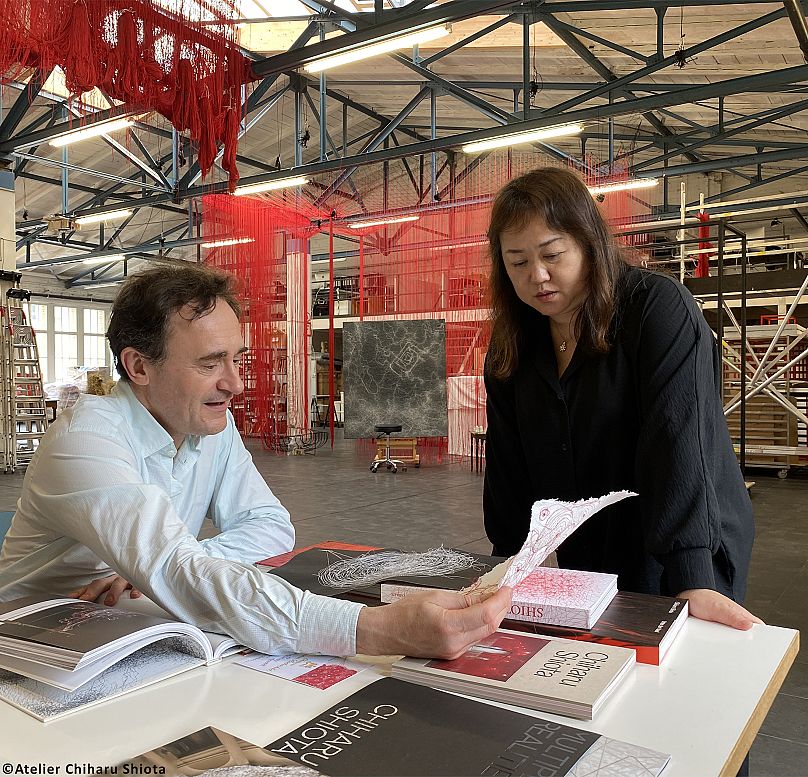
[356,585,513,659]
[69,575,142,607]
[678,588,764,630]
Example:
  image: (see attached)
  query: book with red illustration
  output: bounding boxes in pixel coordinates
[392,628,635,719]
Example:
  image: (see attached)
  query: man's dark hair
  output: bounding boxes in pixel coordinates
[107,263,242,382]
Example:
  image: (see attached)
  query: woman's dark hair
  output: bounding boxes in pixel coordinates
[107,263,242,381]
[486,166,627,380]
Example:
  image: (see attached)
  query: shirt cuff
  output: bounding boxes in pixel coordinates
[296,592,366,656]
[660,546,716,596]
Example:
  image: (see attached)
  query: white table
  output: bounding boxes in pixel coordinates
[0,619,798,777]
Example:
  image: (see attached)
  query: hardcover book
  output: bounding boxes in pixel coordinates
[263,677,671,777]
[391,628,635,720]
[507,568,618,629]
[0,595,242,721]
[261,544,503,603]
[503,591,689,666]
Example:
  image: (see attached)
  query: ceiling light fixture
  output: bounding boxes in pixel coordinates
[311,258,348,264]
[81,254,126,265]
[462,122,582,154]
[74,209,133,226]
[588,178,659,195]
[50,117,135,147]
[201,237,256,249]
[233,176,308,196]
[347,215,419,229]
[79,280,124,289]
[304,25,451,74]
[429,239,488,251]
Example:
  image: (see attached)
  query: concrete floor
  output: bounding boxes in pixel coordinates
[0,436,804,775]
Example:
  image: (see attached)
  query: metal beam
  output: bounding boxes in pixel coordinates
[540,14,702,164]
[546,17,650,63]
[641,146,808,178]
[0,69,51,142]
[421,14,517,67]
[0,105,142,153]
[252,0,515,76]
[48,64,808,214]
[784,0,808,61]
[313,87,430,206]
[635,98,808,170]
[544,8,788,116]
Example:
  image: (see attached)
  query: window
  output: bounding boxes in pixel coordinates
[83,309,107,369]
[25,302,112,384]
[28,304,48,382]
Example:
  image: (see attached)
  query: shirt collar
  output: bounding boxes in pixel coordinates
[113,381,201,457]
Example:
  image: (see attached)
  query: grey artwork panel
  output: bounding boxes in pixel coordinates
[343,320,448,439]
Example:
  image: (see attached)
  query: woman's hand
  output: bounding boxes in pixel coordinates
[69,575,142,606]
[678,588,764,630]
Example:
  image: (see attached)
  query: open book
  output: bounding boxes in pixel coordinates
[0,595,242,722]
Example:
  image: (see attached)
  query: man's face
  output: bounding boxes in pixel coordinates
[138,299,246,447]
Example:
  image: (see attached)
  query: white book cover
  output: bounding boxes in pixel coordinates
[392,628,635,720]
[508,567,618,628]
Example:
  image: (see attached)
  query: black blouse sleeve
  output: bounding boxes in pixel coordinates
[483,364,536,556]
[631,275,731,594]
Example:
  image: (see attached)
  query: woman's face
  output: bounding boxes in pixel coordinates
[499,216,589,323]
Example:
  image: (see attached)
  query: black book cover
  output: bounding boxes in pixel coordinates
[267,547,503,602]
[265,677,600,776]
[503,592,687,664]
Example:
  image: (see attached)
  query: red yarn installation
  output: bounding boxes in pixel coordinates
[203,152,654,464]
[203,192,318,450]
[0,0,251,188]
[696,211,713,278]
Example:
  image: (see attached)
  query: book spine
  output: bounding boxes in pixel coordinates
[506,601,592,629]
[380,584,443,603]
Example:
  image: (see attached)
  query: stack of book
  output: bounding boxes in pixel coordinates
[260,543,689,665]
[392,628,635,719]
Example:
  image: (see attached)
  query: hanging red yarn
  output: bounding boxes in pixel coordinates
[0,0,252,189]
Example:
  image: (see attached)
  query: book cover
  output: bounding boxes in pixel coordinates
[121,725,322,776]
[508,568,618,629]
[392,629,635,720]
[264,546,503,603]
[503,592,689,665]
[263,677,671,777]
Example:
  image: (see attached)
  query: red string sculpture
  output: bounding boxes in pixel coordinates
[203,152,652,460]
[0,0,252,188]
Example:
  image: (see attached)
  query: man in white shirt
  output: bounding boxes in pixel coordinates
[0,263,511,659]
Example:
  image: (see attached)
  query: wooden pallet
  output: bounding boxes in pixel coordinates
[374,437,420,467]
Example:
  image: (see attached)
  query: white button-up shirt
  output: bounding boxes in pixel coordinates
[0,382,363,656]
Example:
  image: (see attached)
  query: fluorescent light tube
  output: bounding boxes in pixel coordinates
[81,281,124,288]
[305,25,450,73]
[74,209,133,226]
[429,239,488,251]
[462,123,582,153]
[233,176,309,196]
[201,237,256,248]
[50,118,134,147]
[311,258,348,264]
[82,254,126,265]
[347,215,419,229]
[588,178,659,195]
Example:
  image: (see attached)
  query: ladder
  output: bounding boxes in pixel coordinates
[0,277,48,472]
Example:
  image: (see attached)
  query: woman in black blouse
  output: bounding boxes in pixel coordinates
[483,167,760,630]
